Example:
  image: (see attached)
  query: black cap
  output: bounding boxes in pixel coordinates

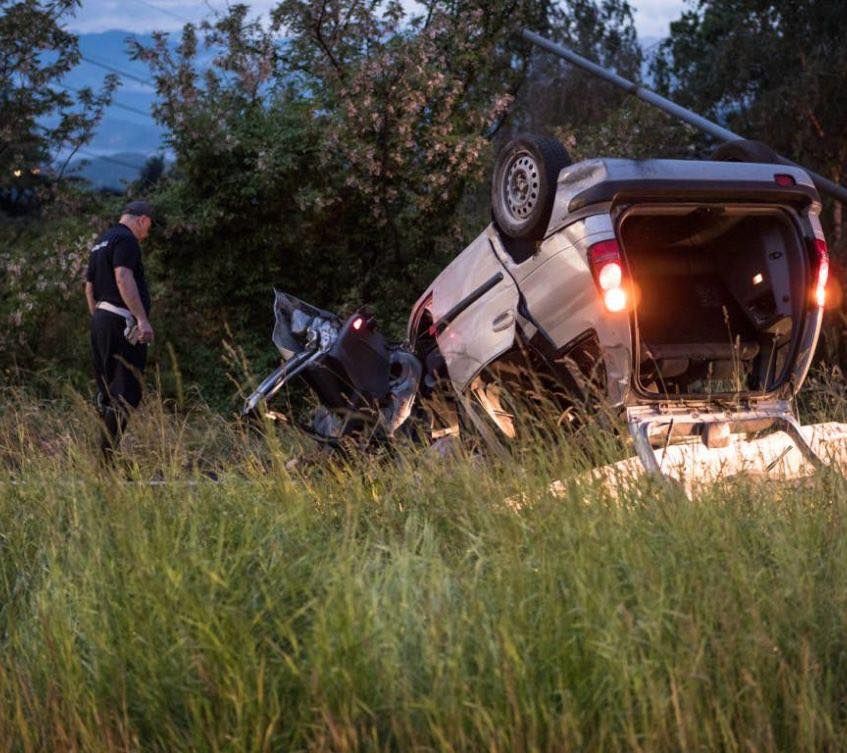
[122,199,154,218]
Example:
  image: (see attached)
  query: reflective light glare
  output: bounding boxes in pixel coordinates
[816,262,828,307]
[12,169,21,177]
[814,238,829,308]
[604,287,627,312]
[597,262,622,291]
[753,273,763,285]
[352,316,364,331]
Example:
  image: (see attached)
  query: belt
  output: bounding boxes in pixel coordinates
[96,301,144,345]
[96,301,133,321]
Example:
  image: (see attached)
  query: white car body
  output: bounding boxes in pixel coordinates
[408,156,833,479]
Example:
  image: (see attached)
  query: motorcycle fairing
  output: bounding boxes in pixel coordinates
[272,290,340,359]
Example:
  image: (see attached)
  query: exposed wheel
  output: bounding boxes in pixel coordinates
[491,134,571,240]
[710,139,781,164]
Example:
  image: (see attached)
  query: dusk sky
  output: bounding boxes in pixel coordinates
[62,0,691,165]
[67,0,690,39]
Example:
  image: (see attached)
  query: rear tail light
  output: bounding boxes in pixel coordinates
[588,239,628,312]
[774,173,796,187]
[812,237,829,308]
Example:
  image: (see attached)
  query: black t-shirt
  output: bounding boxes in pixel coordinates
[85,223,150,314]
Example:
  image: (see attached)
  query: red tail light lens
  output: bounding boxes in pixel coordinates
[588,239,628,312]
[774,173,796,187]
[352,316,364,331]
[813,237,829,308]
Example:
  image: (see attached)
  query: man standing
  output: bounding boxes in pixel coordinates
[84,200,155,461]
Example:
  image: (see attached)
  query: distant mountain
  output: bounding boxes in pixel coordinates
[66,28,667,185]
[87,116,165,156]
[72,31,158,119]
[68,30,217,162]
[67,32,165,160]
[67,152,151,191]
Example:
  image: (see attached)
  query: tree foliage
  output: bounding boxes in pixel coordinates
[0,0,117,214]
[7,0,846,401]
[652,0,847,242]
[125,0,640,401]
[510,0,640,138]
[0,1,116,382]
[132,1,556,311]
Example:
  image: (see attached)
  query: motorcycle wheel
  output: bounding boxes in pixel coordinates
[491,134,571,241]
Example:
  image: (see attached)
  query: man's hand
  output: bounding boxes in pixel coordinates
[115,266,153,344]
[136,317,154,343]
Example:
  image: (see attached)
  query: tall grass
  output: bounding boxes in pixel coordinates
[1,381,846,751]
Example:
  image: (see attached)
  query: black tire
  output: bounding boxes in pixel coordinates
[491,134,571,241]
[710,139,781,164]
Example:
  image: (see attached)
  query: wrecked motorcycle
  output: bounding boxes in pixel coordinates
[243,293,424,444]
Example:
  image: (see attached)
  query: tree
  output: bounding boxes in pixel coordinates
[269,0,553,301]
[508,0,641,139]
[652,0,847,244]
[0,0,117,214]
[133,0,643,300]
[135,154,166,192]
[129,0,641,401]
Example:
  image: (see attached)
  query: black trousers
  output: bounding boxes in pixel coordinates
[90,309,147,458]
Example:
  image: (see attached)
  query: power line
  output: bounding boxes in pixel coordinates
[124,0,195,24]
[80,55,156,88]
[58,84,153,118]
[641,38,666,57]
[31,125,155,176]
[78,0,225,91]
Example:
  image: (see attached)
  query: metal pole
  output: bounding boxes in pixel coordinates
[521,29,847,205]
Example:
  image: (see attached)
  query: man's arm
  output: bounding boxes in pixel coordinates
[84,281,96,315]
[115,266,154,342]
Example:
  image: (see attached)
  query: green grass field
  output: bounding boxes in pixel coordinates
[1,383,847,752]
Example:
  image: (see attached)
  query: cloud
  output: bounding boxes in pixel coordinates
[68,0,279,34]
[68,0,689,39]
[630,0,688,38]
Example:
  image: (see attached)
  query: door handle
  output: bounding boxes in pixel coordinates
[492,311,514,332]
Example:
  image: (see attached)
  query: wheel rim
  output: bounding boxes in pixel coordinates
[504,151,540,221]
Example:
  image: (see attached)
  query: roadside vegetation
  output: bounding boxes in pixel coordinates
[3,1,847,749]
[1,382,846,752]
[3,0,845,404]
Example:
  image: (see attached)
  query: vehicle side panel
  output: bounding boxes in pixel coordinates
[492,215,633,406]
[411,227,520,391]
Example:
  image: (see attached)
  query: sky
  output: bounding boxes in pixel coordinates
[629,0,689,38]
[61,0,691,164]
[67,0,690,40]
